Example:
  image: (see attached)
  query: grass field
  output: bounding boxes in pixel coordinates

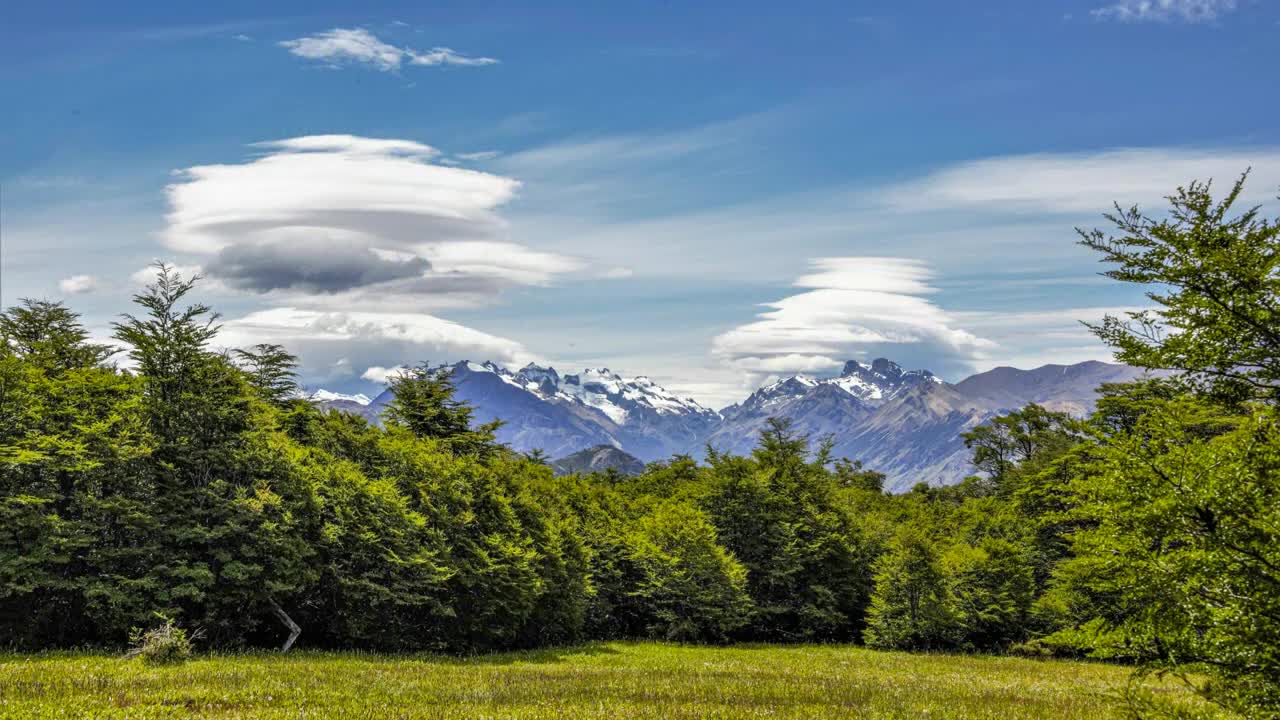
[0,642,1218,719]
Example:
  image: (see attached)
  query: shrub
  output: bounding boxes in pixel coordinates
[126,614,197,665]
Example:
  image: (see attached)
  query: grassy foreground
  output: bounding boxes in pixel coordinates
[0,642,1216,719]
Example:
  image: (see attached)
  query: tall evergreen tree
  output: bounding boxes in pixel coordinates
[383,363,503,457]
[234,343,301,405]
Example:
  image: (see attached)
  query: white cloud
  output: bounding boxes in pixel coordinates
[729,354,844,374]
[280,28,404,70]
[419,241,583,286]
[456,150,501,162]
[218,308,536,386]
[279,28,496,72]
[408,47,498,67]
[952,306,1148,371]
[712,258,994,381]
[58,274,98,294]
[221,308,530,356]
[258,135,439,156]
[161,134,586,303]
[1092,0,1237,23]
[129,263,216,288]
[876,147,1279,215]
[361,365,406,383]
[500,126,1279,288]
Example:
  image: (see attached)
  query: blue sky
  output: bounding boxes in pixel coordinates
[3,0,1278,407]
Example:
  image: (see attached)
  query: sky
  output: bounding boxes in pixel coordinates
[3,0,1279,408]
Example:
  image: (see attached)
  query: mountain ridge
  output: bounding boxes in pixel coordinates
[314,357,1151,491]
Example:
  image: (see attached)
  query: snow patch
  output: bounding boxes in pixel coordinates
[308,389,372,405]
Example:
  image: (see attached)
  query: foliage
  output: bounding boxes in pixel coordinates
[1052,172,1280,720]
[1,171,1276,719]
[863,528,957,650]
[233,343,301,405]
[961,404,1080,494]
[384,363,503,457]
[704,419,873,641]
[125,613,197,665]
[625,501,752,641]
[1079,172,1280,404]
[0,298,115,371]
[1046,399,1279,717]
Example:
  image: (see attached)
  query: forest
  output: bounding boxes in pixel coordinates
[2,176,1277,720]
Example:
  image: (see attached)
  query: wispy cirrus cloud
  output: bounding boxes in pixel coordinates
[1091,0,1237,23]
[279,28,497,72]
[874,146,1279,214]
[456,150,502,162]
[951,306,1147,371]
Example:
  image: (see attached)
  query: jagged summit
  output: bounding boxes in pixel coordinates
[724,358,937,418]
[444,360,716,424]
[312,356,1145,489]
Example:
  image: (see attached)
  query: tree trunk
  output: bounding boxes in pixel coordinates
[268,598,301,653]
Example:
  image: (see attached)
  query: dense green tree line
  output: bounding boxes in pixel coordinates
[2,175,1277,718]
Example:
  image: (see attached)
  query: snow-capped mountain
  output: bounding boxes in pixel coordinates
[494,362,717,425]
[451,361,718,426]
[720,358,937,422]
[312,357,1151,491]
[328,361,721,460]
[305,389,372,406]
[709,358,1147,491]
[454,361,720,460]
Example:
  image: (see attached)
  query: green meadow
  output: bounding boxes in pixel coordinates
[0,642,1218,720]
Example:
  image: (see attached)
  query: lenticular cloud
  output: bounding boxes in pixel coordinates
[712,257,993,377]
[162,134,577,304]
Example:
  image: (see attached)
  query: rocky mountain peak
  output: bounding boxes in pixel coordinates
[311,356,1144,490]
[516,363,561,394]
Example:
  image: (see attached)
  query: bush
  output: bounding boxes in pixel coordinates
[863,529,959,650]
[626,502,753,642]
[126,614,197,665]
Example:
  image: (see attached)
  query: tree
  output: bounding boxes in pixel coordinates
[110,268,315,648]
[945,538,1035,650]
[0,299,115,373]
[383,364,502,457]
[112,263,240,473]
[702,419,873,641]
[832,458,885,493]
[626,501,752,641]
[1047,399,1279,718]
[233,344,300,405]
[961,404,1079,495]
[1079,172,1280,404]
[1056,171,1280,718]
[0,300,151,646]
[863,528,958,650]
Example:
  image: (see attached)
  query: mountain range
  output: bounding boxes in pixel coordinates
[314,358,1150,492]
